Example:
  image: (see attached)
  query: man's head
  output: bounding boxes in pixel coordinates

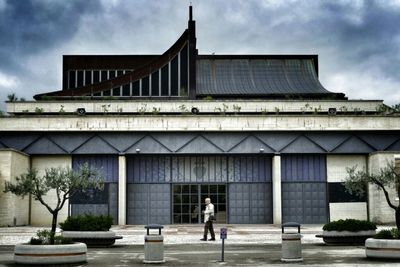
[205,198,211,205]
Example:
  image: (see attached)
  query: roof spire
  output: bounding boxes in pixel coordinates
[189,4,193,21]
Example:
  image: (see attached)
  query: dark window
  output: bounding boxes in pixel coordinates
[132,81,140,96]
[69,70,76,89]
[328,183,367,203]
[142,76,149,96]
[70,184,109,204]
[109,70,115,79]
[117,70,123,77]
[93,71,100,84]
[93,92,101,96]
[77,71,84,87]
[122,84,130,96]
[161,65,169,96]
[103,90,111,96]
[171,55,178,95]
[112,87,120,96]
[101,70,108,82]
[180,44,188,96]
[151,71,159,96]
[84,70,92,85]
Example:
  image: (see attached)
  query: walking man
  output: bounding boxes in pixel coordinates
[200,197,215,241]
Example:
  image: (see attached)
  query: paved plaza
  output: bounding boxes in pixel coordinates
[0,224,398,266]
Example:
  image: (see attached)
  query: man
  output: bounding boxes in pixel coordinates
[200,197,215,241]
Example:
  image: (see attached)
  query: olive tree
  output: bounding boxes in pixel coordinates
[344,161,400,229]
[4,164,104,244]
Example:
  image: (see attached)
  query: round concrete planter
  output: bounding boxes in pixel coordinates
[14,242,87,265]
[366,238,400,259]
[62,231,121,247]
[319,230,376,245]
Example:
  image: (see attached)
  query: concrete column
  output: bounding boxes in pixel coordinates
[118,155,127,225]
[272,154,282,224]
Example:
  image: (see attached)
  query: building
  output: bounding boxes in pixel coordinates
[1,7,400,227]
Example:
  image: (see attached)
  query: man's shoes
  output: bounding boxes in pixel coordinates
[208,238,216,241]
[200,238,207,241]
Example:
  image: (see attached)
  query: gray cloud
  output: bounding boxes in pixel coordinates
[0,0,399,109]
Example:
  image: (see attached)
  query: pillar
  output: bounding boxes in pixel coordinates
[272,154,282,224]
[118,154,126,225]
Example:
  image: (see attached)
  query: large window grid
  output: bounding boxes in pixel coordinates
[173,184,226,224]
[68,44,189,98]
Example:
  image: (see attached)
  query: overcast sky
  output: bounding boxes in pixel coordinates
[0,0,399,109]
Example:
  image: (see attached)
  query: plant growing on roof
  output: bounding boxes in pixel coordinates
[3,164,104,244]
[7,93,18,102]
[233,104,241,114]
[152,107,160,115]
[344,161,400,229]
[178,104,189,114]
[137,104,147,114]
[35,107,44,114]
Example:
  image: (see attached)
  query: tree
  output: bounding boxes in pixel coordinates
[344,161,400,229]
[7,93,18,102]
[4,164,104,244]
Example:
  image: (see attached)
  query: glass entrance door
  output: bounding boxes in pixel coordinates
[173,184,226,224]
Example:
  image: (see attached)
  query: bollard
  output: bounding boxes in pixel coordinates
[144,224,165,263]
[281,222,303,262]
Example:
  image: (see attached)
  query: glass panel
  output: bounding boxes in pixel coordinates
[190,185,198,193]
[142,76,149,96]
[132,81,140,96]
[77,71,84,87]
[190,195,197,203]
[68,70,76,89]
[109,70,116,79]
[173,214,181,223]
[170,55,178,95]
[182,185,190,193]
[180,44,188,96]
[151,70,159,96]
[182,205,189,213]
[173,205,181,213]
[182,215,190,223]
[85,70,92,85]
[103,90,111,96]
[122,84,130,96]
[101,70,108,81]
[182,195,189,203]
[93,92,101,96]
[161,64,169,96]
[173,185,181,194]
[218,185,226,194]
[117,70,123,76]
[210,185,218,193]
[112,87,120,96]
[218,194,226,203]
[173,194,181,203]
[93,71,100,84]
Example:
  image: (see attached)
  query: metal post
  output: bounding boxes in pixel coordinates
[221,238,225,262]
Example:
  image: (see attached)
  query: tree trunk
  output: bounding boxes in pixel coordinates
[50,212,58,245]
[396,209,400,230]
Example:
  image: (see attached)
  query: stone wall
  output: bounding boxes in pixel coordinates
[30,156,72,226]
[327,155,367,221]
[368,152,399,224]
[0,150,30,226]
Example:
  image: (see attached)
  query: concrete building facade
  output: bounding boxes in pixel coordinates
[1,7,399,226]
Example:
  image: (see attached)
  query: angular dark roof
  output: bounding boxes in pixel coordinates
[196,55,339,97]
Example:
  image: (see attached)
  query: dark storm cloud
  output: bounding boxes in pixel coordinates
[0,0,102,73]
[0,0,399,106]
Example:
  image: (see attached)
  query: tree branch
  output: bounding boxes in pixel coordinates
[372,177,397,210]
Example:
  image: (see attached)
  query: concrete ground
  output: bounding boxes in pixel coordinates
[0,224,398,266]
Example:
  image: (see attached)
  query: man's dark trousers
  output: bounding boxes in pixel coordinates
[203,220,215,239]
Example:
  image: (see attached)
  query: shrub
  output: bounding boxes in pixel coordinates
[323,219,377,232]
[29,229,72,245]
[374,228,400,239]
[60,214,113,231]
